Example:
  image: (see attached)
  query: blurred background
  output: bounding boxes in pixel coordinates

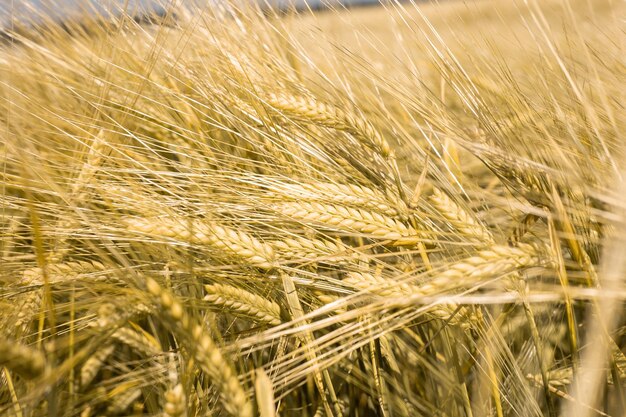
[0,0,384,31]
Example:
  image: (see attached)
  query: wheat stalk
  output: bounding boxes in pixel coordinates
[0,2,621,416]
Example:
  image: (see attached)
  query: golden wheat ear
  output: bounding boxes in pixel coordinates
[0,340,47,380]
[145,277,253,417]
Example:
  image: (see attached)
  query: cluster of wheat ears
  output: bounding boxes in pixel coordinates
[0,0,624,416]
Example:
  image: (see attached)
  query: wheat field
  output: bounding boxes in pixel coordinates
[0,0,625,416]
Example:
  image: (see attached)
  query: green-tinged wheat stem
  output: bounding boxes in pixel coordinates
[145,277,253,417]
[204,283,281,326]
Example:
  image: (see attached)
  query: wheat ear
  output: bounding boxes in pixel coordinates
[272,236,362,265]
[429,187,494,244]
[343,243,545,327]
[112,327,162,358]
[349,244,545,298]
[22,261,108,283]
[80,344,115,388]
[266,93,393,159]
[145,277,253,417]
[163,383,187,417]
[204,283,281,326]
[13,288,43,334]
[71,132,108,201]
[343,272,419,298]
[125,217,277,269]
[343,272,479,328]
[275,201,420,245]
[50,132,108,261]
[0,340,47,379]
[106,385,142,415]
[418,243,546,294]
[275,182,407,216]
[14,261,110,333]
